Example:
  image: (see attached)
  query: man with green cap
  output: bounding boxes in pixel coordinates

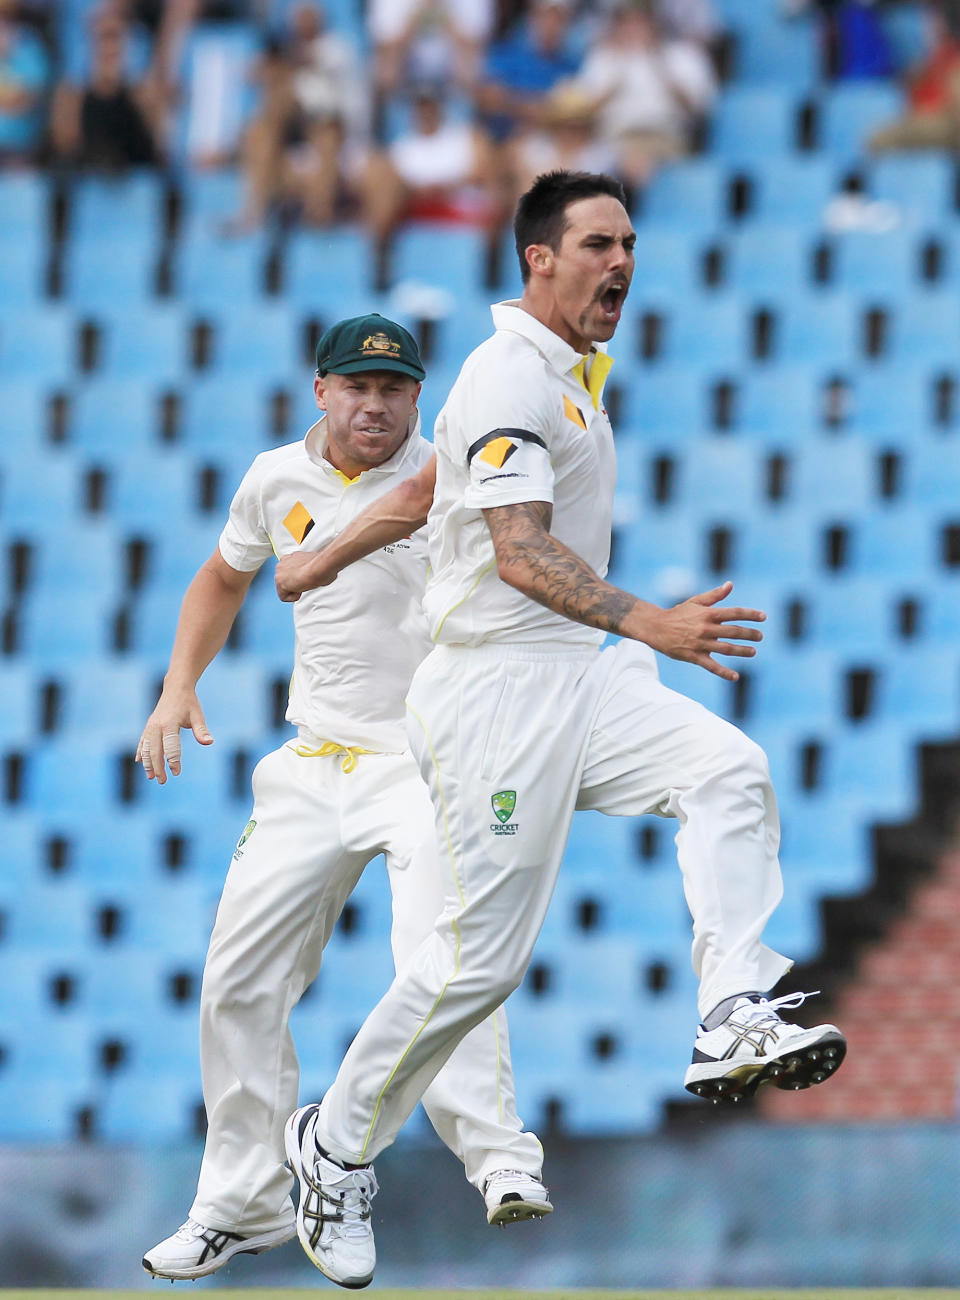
[137,313,549,1282]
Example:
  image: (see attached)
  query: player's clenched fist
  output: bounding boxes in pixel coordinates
[137,684,213,783]
[275,551,338,602]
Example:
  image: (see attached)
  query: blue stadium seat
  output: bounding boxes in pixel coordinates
[671,437,763,510]
[0,307,77,382]
[209,304,301,377]
[881,3,930,67]
[658,295,749,369]
[641,159,727,232]
[69,172,165,244]
[0,172,49,236]
[849,363,931,442]
[0,449,80,526]
[0,878,91,950]
[731,507,819,580]
[787,434,877,517]
[23,740,123,812]
[58,657,156,744]
[750,648,843,729]
[620,367,710,439]
[737,366,822,444]
[560,1063,664,1135]
[805,576,895,654]
[830,228,922,297]
[918,574,960,643]
[312,935,396,1018]
[816,723,917,820]
[55,809,168,886]
[0,1074,91,1142]
[179,167,245,223]
[179,373,277,456]
[903,435,960,511]
[133,743,244,819]
[99,448,200,526]
[70,377,161,452]
[175,225,270,311]
[81,950,199,1017]
[0,379,47,448]
[20,519,126,596]
[391,223,490,296]
[749,156,838,227]
[724,225,816,295]
[97,1073,201,1141]
[775,291,860,366]
[846,506,938,577]
[196,657,277,741]
[96,305,189,381]
[817,81,903,160]
[89,876,218,956]
[903,277,960,367]
[144,517,225,594]
[874,647,960,736]
[735,15,820,86]
[0,663,38,748]
[869,153,956,221]
[631,229,702,297]
[63,236,159,309]
[17,591,118,667]
[654,650,735,720]
[710,87,799,162]
[780,797,873,895]
[607,508,702,601]
[284,227,374,308]
[130,587,190,657]
[0,224,47,304]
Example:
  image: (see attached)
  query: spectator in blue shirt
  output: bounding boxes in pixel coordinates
[476,0,581,143]
[0,0,50,163]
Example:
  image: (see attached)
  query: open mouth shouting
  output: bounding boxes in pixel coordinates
[597,278,629,326]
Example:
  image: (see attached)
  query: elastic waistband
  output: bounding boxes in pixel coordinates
[431,641,602,665]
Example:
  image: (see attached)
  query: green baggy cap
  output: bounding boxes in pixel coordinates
[316,313,426,381]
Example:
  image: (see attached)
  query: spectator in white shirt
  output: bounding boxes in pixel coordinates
[576,0,716,185]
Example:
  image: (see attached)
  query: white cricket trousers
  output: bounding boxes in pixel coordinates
[190,739,543,1234]
[313,638,793,1168]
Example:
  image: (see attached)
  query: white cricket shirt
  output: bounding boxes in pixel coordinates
[423,300,617,648]
[218,413,432,752]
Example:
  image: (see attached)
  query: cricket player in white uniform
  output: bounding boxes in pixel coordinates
[282,173,847,1290]
[136,314,549,1282]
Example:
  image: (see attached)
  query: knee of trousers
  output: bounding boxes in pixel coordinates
[697,723,772,791]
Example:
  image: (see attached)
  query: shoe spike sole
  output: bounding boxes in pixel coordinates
[686,1032,847,1102]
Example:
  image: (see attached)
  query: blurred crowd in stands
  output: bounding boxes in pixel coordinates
[0,0,958,248]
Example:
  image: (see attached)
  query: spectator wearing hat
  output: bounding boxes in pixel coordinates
[507,79,619,205]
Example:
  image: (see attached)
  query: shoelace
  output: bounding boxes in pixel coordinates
[484,1169,531,1193]
[322,1166,379,1239]
[735,989,821,1028]
[173,1219,205,1241]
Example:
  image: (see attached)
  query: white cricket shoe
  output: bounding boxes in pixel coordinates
[483,1169,553,1226]
[284,1103,378,1289]
[684,991,846,1102]
[142,1217,295,1279]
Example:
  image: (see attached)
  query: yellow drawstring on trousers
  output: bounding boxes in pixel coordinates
[293,741,376,773]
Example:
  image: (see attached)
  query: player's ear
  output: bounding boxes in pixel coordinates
[315,373,327,410]
[526,243,554,278]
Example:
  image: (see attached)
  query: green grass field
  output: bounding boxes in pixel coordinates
[3,1291,959,1299]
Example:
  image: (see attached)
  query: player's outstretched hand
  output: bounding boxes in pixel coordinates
[136,685,213,784]
[275,551,337,603]
[647,581,765,682]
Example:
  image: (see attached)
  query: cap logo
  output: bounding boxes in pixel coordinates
[361,332,402,358]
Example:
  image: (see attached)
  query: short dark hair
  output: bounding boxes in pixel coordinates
[514,170,628,283]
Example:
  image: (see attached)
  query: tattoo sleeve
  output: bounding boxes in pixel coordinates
[483,500,637,635]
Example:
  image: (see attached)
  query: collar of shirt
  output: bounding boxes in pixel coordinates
[490,299,614,411]
[302,409,424,479]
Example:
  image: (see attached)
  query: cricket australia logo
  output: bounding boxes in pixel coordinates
[233,819,257,860]
[490,790,517,836]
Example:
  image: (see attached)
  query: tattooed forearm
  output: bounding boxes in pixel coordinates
[483,501,637,634]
